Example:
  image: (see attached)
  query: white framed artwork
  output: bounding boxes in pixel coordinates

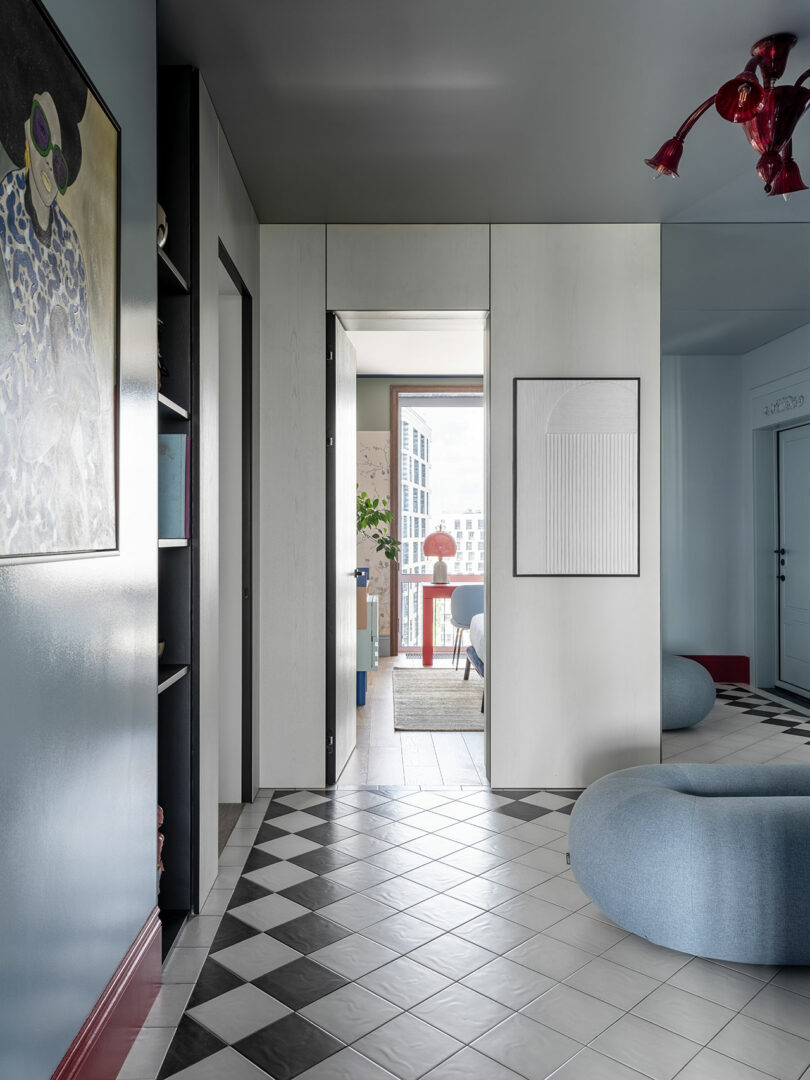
[513,378,639,576]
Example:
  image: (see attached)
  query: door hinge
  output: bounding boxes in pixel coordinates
[327,350,334,362]
[327,435,334,447]
[326,735,335,753]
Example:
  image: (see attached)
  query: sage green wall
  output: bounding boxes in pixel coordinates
[356,376,483,430]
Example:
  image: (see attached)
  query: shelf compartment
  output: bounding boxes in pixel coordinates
[158,393,189,421]
[158,246,189,294]
[158,664,189,695]
[158,538,188,548]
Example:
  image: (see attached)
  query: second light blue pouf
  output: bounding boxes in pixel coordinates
[569,763,810,965]
[662,653,715,729]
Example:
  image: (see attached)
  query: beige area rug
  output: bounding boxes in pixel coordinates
[393,666,484,732]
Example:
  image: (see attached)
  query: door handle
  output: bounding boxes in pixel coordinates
[774,548,786,555]
[778,574,786,581]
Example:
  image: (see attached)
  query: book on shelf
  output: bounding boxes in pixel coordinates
[158,434,190,539]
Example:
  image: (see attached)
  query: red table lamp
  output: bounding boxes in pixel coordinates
[424,530,457,583]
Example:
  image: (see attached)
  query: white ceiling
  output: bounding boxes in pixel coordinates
[347,329,485,375]
[158,0,810,225]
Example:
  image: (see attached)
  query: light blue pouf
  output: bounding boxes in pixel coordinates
[662,653,715,729]
[570,763,810,965]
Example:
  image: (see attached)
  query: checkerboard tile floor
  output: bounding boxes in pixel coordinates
[119,686,810,1080]
[663,683,810,766]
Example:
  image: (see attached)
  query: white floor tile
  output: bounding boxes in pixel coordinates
[743,982,810,1040]
[708,1013,810,1080]
[631,982,735,1044]
[590,1013,701,1080]
[666,956,764,1010]
[521,983,623,1043]
[117,1026,176,1080]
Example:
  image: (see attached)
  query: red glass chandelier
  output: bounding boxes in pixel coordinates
[645,33,810,199]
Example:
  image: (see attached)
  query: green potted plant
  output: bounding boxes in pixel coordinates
[356,487,400,561]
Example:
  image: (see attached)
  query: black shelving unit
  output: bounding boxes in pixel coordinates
[157,66,198,962]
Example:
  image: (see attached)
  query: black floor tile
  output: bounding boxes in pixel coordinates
[255,821,290,843]
[234,1014,343,1080]
[157,1014,227,1078]
[252,957,348,1009]
[492,801,552,821]
[267,912,353,954]
[210,913,262,953]
[289,846,357,875]
[227,877,272,911]
[301,801,359,820]
[243,847,281,874]
[187,958,246,1009]
[279,876,355,910]
[264,802,298,820]
[270,789,298,801]
[297,822,358,846]
[547,789,584,800]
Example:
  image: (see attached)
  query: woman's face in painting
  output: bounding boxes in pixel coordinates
[25,92,66,210]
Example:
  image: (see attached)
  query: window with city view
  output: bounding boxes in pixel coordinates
[398,395,484,651]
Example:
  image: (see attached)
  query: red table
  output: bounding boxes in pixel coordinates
[421,584,457,666]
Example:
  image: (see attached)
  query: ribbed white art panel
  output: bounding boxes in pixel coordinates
[545,433,637,574]
[515,378,639,575]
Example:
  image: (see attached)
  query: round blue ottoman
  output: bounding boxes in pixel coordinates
[570,763,810,964]
[662,653,715,729]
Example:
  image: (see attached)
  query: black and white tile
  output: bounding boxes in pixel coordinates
[664,683,810,766]
[119,689,810,1080]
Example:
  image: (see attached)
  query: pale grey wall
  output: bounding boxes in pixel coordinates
[661,355,745,655]
[198,78,260,898]
[489,225,661,787]
[660,323,810,673]
[260,226,326,786]
[741,323,810,681]
[218,293,243,801]
[357,376,482,430]
[0,3,157,1075]
[327,225,489,311]
[260,224,661,787]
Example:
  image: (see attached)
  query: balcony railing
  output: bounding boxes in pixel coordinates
[398,572,484,651]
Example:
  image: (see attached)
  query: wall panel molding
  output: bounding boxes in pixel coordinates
[51,909,161,1080]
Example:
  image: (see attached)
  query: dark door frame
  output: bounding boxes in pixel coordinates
[325,313,337,784]
[218,239,255,803]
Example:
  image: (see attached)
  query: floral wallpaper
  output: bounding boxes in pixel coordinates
[357,431,392,637]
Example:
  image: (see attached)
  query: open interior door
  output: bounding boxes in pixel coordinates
[326,315,358,783]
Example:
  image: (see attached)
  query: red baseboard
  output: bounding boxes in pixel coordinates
[682,655,750,683]
[51,907,161,1080]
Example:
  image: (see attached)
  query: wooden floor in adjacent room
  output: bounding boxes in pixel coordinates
[340,656,488,787]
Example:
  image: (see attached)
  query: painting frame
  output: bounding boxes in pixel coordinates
[0,0,121,563]
[513,377,640,578]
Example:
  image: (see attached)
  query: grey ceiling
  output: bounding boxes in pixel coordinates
[158,1,810,353]
[158,0,810,225]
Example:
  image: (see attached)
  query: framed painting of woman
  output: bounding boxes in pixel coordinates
[0,0,120,559]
